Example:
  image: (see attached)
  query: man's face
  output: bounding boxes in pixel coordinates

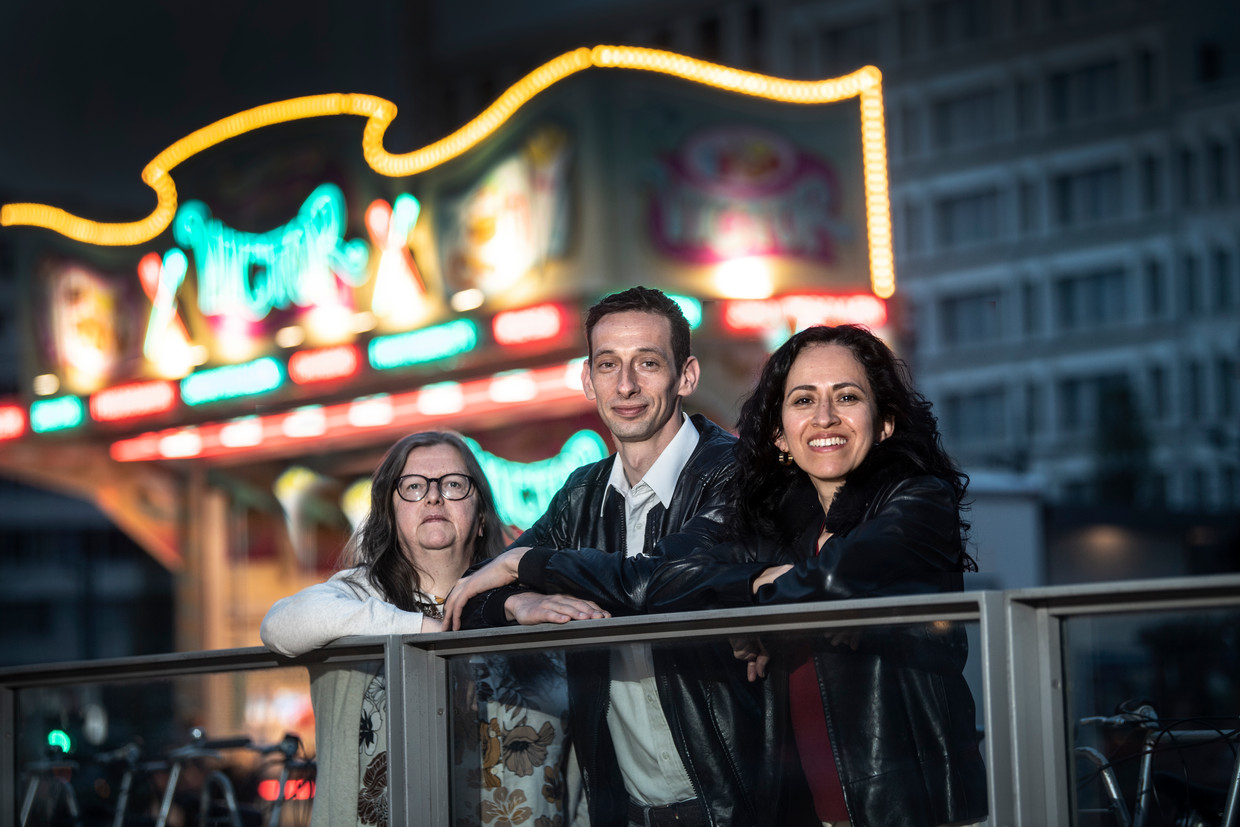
[582,310,699,449]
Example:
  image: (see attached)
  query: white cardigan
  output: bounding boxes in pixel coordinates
[259,567,427,656]
[260,568,427,826]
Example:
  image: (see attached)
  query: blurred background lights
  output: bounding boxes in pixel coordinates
[219,416,264,448]
[89,380,177,422]
[346,395,394,428]
[32,374,61,396]
[493,303,565,345]
[281,406,327,439]
[368,319,477,370]
[0,405,27,440]
[416,381,465,415]
[275,326,306,349]
[341,478,372,531]
[488,370,538,403]
[158,429,202,458]
[450,289,485,312]
[181,357,285,406]
[666,295,703,329]
[30,396,84,433]
[714,257,774,298]
[288,345,360,384]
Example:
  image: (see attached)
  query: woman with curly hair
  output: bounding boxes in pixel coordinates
[451,325,989,826]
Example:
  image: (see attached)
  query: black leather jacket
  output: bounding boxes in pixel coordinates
[465,414,817,827]
[525,440,990,827]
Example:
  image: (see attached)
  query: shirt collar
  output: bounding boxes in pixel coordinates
[605,413,699,506]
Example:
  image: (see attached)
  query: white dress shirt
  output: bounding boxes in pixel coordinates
[604,414,699,806]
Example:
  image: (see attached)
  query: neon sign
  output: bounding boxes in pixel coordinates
[288,345,361,384]
[722,293,888,333]
[368,320,478,371]
[180,357,285,406]
[30,396,85,433]
[0,405,26,440]
[90,380,177,422]
[465,430,609,528]
[175,183,369,322]
[493,303,567,346]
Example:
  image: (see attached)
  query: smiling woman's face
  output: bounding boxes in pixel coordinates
[774,343,894,507]
[392,443,481,568]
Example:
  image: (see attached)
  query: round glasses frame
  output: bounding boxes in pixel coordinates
[394,473,475,503]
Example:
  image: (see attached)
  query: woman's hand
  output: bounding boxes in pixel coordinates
[442,548,529,630]
[751,564,794,594]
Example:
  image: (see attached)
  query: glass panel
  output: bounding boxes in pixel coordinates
[446,620,988,826]
[14,664,325,827]
[1063,610,1240,826]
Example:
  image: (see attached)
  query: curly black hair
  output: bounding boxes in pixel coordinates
[729,325,974,568]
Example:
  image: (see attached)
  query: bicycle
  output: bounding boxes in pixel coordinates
[18,745,81,827]
[1075,698,1240,827]
[150,728,314,827]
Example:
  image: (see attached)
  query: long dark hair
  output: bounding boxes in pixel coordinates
[341,431,506,613]
[730,325,973,567]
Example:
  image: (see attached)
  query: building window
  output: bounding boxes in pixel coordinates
[927,0,992,51]
[1207,142,1228,204]
[1137,48,1157,106]
[933,87,999,151]
[1021,281,1041,335]
[1057,373,1128,434]
[1016,79,1036,133]
[943,387,1007,445]
[901,103,923,156]
[898,8,920,57]
[1054,267,1128,331]
[1186,360,1204,422]
[940,290,1003,346]
[819,19,880,76]
[1141,155,1162,212]
[1179,147,1198,207]
[1052,164,1124,227]
[1019,180,1039,233]
[901,201,925,254]
[1182,254,1200,315]
[1211,248,1234,309]
[1218,356,1237,419]
[1144,258,1166,319]
[1147,364,1167,421]
[934,188,1002,247]
[1198,41,1224,84]
[1047,60,1121,128]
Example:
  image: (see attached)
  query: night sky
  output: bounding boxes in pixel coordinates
[0,1,423,213]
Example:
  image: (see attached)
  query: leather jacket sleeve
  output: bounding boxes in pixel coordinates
[519,460,739,614]
[755,474,964,605]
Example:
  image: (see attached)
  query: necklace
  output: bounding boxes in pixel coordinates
[422,592,446,620]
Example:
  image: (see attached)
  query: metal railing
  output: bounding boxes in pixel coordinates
[3,573,1239,826]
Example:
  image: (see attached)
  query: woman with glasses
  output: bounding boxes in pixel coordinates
[261,431,507,827]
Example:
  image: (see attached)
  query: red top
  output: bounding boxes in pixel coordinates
[787,533,848,821]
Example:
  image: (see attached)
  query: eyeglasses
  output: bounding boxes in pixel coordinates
[395,473,475,503]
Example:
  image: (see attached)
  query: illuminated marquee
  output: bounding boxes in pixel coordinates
[1,47,893,296]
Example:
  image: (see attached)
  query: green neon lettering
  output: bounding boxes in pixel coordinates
[174,183,369,321]
[368,320,478,370]
[464,430,608,527]
[181,357,285,406]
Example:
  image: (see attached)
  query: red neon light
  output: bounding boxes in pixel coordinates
[492,303,566,346]
[288,345,361,384]
[258,778,315,801]
[89,380,177,422]
[722,293,888,333]
[110,361,590,462]
[0,404,26,440]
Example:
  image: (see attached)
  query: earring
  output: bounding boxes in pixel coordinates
[777,450,794,466]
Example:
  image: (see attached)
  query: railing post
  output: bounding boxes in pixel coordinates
[1005,592,1071,826]
[391,635,450,824]
[978,591,1015,827]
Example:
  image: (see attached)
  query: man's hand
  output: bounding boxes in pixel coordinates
[442,548,530,630]
[731,637,770,682]
[751,564,794,594]
[504,591,611,625]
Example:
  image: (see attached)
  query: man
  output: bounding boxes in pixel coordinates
[446,286,814,827]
